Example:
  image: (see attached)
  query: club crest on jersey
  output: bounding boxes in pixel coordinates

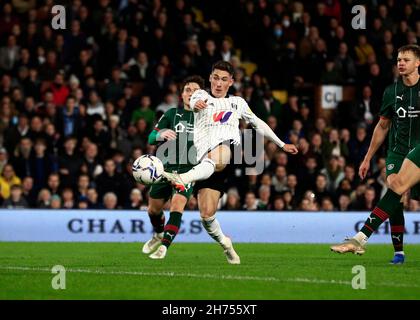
[213,111,233,123]
[387,164,394,170]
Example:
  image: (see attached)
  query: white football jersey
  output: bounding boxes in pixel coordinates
[190,89,257,161]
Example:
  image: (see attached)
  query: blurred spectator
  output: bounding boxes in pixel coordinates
[243,191,258,210]
[338,194,352,212]
[320,155,344,192]
[273,195,285,211]
[126,188,145,210]
[21,175,36,207]
[353,186,376,211]
[103,191,118,210]
[0,147,9,173]
[223,188,241,210]
[61,187,75,209]
[320,196,335,211]
[47,173,61,196]
[0,163,21,200]
[1,184,28,208]
[58,136,82,188]
[0,34,20,71]
[37,188,51,208]
[95,158,130,207]
[131,95,155,129]
[355,35,375,66]
[87,187,100,209]
[257,185,271,210]
[50,194,62,209]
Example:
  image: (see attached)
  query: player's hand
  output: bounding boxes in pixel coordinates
[194,99,208,111]
[159,129,177,141]
[359,159,370,180]
[282,144,298,154]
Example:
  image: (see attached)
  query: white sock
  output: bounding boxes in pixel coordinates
[201,216,227,247]
[179,158,216,184]
[353,231,368,246]
[394,251,404,255]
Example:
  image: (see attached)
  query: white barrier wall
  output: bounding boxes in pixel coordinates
[1,210,420,243]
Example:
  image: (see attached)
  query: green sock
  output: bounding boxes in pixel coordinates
[389,202,405,252]
[148,211,165,234]
[360,189,402,237]
[162,211,183,248]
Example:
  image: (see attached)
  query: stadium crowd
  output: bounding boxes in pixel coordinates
[0,0,420,211]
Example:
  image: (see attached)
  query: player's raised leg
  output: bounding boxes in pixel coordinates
[331,153,420,256]
[163,144,231,189]
[143,197,166,254]
[198,187,240,264]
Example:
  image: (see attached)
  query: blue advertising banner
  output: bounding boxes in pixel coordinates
[1,210,420,243]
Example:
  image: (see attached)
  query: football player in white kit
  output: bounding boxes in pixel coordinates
[164,61,298,264]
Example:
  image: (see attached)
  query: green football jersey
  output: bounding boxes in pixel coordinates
[380,78,420,155]
[151,107,197,173]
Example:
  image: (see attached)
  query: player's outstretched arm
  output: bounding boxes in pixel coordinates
[250,116,298,154]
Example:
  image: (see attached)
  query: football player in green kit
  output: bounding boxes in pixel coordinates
[142,75,205,259]
[331,45,420,264]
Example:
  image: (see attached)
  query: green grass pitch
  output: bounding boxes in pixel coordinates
[0,242,419,300]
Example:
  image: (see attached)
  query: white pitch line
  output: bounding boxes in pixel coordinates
[1,266,420,289]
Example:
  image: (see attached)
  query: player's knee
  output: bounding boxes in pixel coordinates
[215,163,226,172]
[199,204,216,219]
[170,197,187,212]
[389,176,407,195]
[148,204,163,215]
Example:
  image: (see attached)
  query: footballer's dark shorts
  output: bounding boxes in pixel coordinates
[406,145,420,168]
[194,139,236,198]
[149,181,193,201]
[387,149,420,199]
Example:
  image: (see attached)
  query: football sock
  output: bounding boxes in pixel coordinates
[148,211,165,234]
[394,251,405,256]
[201,215,227,246]
[353,231,368,246]
[360,189,402,238]
[390,202,405,252]
[179,158,216,184]
[162,211,182,248]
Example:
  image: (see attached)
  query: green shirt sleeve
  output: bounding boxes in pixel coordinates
[379,84,395,119]
[147,109,173,145]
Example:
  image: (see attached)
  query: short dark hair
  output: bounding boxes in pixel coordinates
[212,60,234,76]
[180,75,205,92]
[398,44,420,59]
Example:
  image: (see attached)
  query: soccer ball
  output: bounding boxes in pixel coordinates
[132,155,164,185]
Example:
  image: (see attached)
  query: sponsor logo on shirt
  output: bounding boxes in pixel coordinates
[213,111,233,123]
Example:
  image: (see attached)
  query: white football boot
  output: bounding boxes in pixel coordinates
[142,232,163,254]
[221,236,241,264]
[149,245,167,259]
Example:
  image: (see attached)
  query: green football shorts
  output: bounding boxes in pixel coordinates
[149,181,193,201]
[406,145,420,169]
